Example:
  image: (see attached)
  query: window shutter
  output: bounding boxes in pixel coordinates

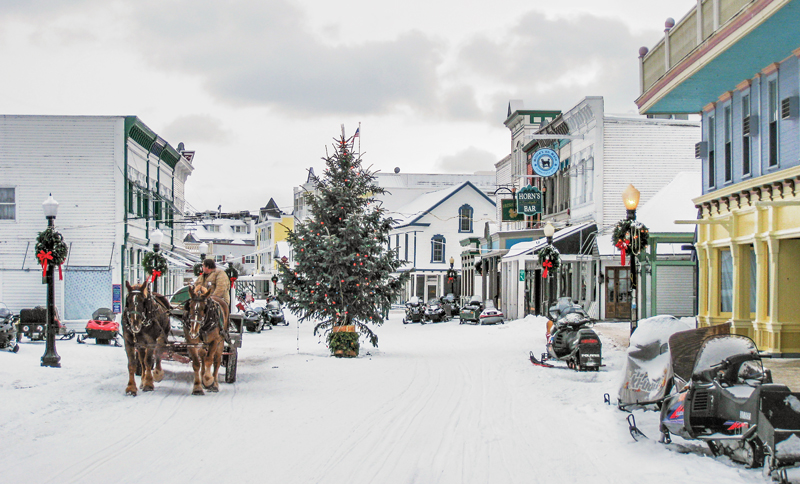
[695,141,708,159]
[781,96,799,120]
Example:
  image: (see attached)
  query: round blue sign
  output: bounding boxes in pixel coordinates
[531,148,560,177]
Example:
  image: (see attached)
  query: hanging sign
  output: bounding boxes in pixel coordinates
[501,199,525,222]
[531,148,560,177]
[516,186,542,216]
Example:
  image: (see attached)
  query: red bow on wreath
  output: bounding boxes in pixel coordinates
[615,239,630,266]
[542,260,553,278]
[37,250,63,280]
[150,270,162,283]
[230,277,237,283]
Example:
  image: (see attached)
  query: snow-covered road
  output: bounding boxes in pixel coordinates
[0,312,776,484]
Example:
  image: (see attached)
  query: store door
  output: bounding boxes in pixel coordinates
[605,267,631,319]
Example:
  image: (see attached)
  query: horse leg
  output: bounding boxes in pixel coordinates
[141,346,155,392]
[203,336,221,392]
[124,339,138,396]
[152,334,165,383]
[189,346,205,395]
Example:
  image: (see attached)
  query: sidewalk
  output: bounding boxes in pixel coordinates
[594,321,800,390]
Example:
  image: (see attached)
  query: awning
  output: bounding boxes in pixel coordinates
[161,248,195,268]
[502,223,596,262]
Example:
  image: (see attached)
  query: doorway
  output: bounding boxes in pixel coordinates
[605,267,631,319]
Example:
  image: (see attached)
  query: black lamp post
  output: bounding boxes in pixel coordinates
[41,195,61,368]
[622,184,641,335]
[271,275,279,296]
[447,256,456,295]
[227,253,235,311]
[543,222,555,310]
[150,228,164,293]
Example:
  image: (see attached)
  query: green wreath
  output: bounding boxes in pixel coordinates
[142,251,168,276]
[226,264,239,282]
[538,244,561,278]
[35,226,68,266]
[193,262,203,277]
[611,219,650,255]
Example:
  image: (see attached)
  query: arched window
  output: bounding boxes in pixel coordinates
[431,235,445,263]
[458,204,473,233]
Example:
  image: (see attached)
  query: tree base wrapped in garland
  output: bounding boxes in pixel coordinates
[611,219,650,265]
[538,245,561,278]
[278,131,407,357]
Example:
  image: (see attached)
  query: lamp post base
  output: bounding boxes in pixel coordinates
[41,352,61,368]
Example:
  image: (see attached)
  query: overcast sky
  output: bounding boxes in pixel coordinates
[1,0,696,213]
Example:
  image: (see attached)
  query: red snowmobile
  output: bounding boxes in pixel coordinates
[77,308,121,346]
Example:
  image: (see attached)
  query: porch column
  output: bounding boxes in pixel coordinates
[766,237,781,352]
[730,242,752,338]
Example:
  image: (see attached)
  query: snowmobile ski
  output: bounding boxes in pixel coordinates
[529,351,554,368]
[626,414,694,454]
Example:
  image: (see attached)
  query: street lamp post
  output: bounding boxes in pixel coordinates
[150,229,164,293]
[447,256,456,295]
[543,222,555,312]
[622,184,641,335]
[41,195,61,368]
[271,275,279,297]
[198,242,208,262]
[227,253,235,311]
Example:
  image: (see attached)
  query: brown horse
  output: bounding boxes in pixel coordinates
[122,281,171,396]
[184,285,229,395]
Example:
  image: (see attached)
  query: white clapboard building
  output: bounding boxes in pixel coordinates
[0,115,194,322]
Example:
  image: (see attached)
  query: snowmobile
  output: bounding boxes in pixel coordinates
[0,302,20,353]
[77,307,121,346]
[266,298,288,326]
[243,306,269,332]
[534,297,601,371]
[441,293,460,319]
[459,296,483,324]
[478,302,505,325]
[423,298,448,323]
[656,332,800,480]
[402,297,424,324]
[17,306,75,341]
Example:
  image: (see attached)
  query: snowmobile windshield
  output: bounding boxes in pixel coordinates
[692,334,759,380]
[469,296,481,304]
[408,297,420,306]
[0,303,10,319]
[268,300,280,310]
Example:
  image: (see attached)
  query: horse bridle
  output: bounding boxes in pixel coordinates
[185,296,220,341]
[125,290,165,335]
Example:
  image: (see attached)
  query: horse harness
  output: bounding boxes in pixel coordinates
[185,296,228,343]
[124,290,169,342]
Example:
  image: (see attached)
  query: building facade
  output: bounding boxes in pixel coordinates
[637,0,800,355]
[0,115,193,321]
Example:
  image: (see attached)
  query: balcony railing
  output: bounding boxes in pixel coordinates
[640,0,754,95]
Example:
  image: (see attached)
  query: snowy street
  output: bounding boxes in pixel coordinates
[0,312,776,484]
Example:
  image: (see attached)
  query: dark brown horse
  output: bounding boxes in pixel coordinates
[122,281,171,396]
[184,285,229,395]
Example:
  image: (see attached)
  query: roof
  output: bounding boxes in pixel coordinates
[636,171,701,233]
[502,223,594,262]
[392,181,496,228]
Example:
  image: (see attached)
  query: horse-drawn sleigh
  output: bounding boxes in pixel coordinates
[122,281,242,396]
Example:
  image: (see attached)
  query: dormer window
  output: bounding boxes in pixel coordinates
[458,204,473,233]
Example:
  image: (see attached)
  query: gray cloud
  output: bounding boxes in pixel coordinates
[436,146,499,173]
[162,115,233,146]
[457,12,656,119]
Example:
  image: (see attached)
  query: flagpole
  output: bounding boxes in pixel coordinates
[358,122,361,156]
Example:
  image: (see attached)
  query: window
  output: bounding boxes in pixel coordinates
[204,225,220,233]
[742,94,751,176]
[708,115,716,188]
[459,205,473,233]
[214,254,225,263]
[768,79,779,167]
[0,187,15,220]
[724,105,732,183]
[244,255,256,264]
[720,249,733,313]
[431,235,445,263]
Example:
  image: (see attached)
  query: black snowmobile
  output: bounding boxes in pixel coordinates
[242,306,269,333]
[655,332,800,480]
[402,297,424,324]
[441,293,459,320]
[423,297,448,323]
[532,297,601,371]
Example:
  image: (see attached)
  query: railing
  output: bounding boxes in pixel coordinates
[640,0,755,95]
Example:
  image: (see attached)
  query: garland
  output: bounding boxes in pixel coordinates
[35,226,68,280]
[142,251,168,282]
[538,244,561,278]
[611,219,650,265]
[193,262,203,277]
[226,264,239,283]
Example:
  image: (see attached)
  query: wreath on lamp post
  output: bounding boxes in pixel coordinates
[35,226,68,280]
[226,264,239,283]
[538,245,561,278]
[193,262,203,277]
[611,219,650,265]
[142,251,168,282]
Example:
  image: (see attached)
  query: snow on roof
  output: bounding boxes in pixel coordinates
[502,223,593,261]
[392,182,493,228]
[637,171,701,233]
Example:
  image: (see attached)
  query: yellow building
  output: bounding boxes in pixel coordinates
[637,0,800,355]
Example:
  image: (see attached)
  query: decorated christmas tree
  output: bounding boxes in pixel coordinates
[278,131,406,354]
